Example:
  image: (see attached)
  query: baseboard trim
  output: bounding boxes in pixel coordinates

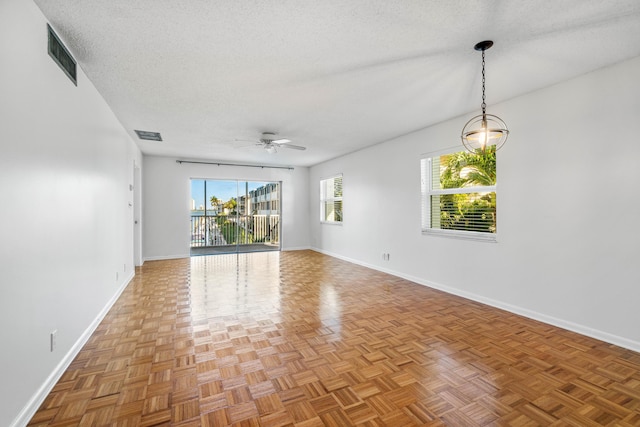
[282,246,312,252]
[143,253,190,262]
[11,271,135,427]
[310,248,640,353]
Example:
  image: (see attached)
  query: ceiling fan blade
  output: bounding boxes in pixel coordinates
[279,143,306,150]
[271,138,291,144]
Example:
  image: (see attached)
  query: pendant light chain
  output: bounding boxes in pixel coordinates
[481,49,486,115]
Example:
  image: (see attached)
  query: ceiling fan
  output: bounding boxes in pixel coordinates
[239,132,306,154]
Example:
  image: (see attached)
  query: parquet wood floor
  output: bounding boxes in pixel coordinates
[28,250,640,426]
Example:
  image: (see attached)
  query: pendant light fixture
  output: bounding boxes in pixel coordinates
[461,40,509,153]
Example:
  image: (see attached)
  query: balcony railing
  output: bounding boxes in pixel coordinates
[190,214,279,248]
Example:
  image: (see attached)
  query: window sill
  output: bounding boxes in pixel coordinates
[422,228,497,242]
[321,221,343,226]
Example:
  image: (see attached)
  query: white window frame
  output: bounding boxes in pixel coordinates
[320,174,343,224]
[421,148,497,242]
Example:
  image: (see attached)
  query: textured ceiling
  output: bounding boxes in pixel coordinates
[34,0,640,167]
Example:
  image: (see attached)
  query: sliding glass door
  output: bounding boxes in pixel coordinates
[190,179,281,255]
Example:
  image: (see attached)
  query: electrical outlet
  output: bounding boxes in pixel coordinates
[50,330,57,352]
[124,263,127,272]
[382,253,390,261]
[116,271,119,281]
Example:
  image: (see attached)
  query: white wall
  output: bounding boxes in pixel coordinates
[0,1,141,426]
[310,56,640,351]
[143,156,310,260]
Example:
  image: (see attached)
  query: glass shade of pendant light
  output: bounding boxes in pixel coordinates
[461,40,509,153]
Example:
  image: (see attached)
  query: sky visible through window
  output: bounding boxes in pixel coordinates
[191,180,270,210]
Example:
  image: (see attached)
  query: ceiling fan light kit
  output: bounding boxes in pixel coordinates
[461,40,509,154]
[261,132,290,145]
[256,132,306,154]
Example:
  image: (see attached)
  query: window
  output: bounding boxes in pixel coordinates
[421,147,496,241]
[320,174,343,223]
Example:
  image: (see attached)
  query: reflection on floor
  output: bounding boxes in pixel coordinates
[190,243,280,256]
[28,250,640,426]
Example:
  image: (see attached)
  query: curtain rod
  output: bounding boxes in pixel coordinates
[176,160,294,170]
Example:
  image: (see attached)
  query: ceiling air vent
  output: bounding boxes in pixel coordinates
[134,130,163,141]
[47,24,77,86]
